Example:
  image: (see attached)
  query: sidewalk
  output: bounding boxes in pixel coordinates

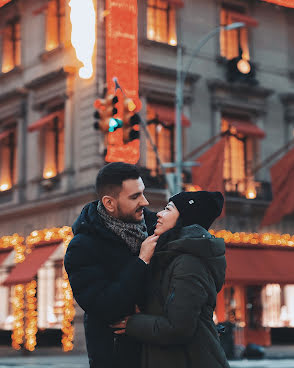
[264,345,294,359]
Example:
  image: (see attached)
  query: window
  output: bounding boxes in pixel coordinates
[41,110,65,180]
[1,18,21,73]
[0,128,17,192]
[46,0,65,51]
[147,0,177,46]
[147,122,174,175]
[220,7,249,60]
[222,116,257,197]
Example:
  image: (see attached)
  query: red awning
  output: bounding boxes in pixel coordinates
[27,111,61,132]
[228,10,259,27]
[226,246,294,284]
[2,243,60,286]
[168,0,184,7]
[0,249,12,265]
[261,0,294,8]
[228,119,266,139]
[148,103,191,127]
[0,0,11,8]
[0,128,14,141]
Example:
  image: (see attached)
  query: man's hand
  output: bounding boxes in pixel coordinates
[110,316,130,335]
[139,234,159,264]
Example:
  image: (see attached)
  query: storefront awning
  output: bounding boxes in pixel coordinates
[0,249,12,266]
[148,103,191,127]
[228,119,266,139]
[168,0,184,7]
[261,0,294,8]
[0,0,11,8]
[226,246,294,284]
[27,111,61,132]
[2,243,60,286]
[0,128,14,141]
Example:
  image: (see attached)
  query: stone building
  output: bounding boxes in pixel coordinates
[0,0,294,354]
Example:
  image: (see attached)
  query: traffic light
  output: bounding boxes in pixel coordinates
[226,47,257,85]
[93,93,122,132]
[122,97,140,144]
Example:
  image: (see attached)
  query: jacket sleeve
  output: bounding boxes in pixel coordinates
[64,234,148,324]
[125,254,209,345]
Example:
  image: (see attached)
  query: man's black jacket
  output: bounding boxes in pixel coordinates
[64,200,156,368]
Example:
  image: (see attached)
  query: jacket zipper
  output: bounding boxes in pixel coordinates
[164,288,175,312]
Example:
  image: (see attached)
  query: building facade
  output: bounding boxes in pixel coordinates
[0,0,294,354]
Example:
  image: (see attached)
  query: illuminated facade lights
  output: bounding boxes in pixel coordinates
[26,226,74,351]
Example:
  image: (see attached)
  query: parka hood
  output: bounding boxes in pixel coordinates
[155,224,226,292]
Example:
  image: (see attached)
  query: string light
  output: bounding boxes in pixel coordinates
[26,226,75,351]
[0,234,25,263]
[11,284,25,350]
[210,230,294,247]
[0,234,26,350]
[24,280,37,351]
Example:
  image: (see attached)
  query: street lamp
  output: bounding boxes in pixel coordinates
[172,22,245,194]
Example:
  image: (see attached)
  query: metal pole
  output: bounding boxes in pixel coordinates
[174,23,245,195]
[175,44,183,194]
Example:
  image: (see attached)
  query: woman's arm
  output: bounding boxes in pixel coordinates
[125,254,209,345]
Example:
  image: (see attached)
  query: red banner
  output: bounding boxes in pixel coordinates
[262,0,294,7]
[0,0,11,8]
[105,0,140,164]
[261,146,294,227]
[192,138,226,218]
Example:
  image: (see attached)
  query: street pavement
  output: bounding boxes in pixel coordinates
[1,355,294,368]
[0,354,89,367]
[229,360,294,368]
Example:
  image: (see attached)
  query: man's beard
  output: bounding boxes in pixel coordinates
[117,204,144,223]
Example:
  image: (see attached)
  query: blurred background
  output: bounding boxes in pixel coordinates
[0,0,294,363]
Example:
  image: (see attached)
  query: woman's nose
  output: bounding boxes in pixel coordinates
[157,211,162,218]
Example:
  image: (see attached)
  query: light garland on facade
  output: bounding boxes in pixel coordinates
[11,284,25,350]
[210,230,294,247]
[26,226,74,351]
[0,233,25,263]
[24,280,37,351]
[0,234,25,351]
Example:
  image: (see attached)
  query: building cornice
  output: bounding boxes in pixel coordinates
[207,78,274,115]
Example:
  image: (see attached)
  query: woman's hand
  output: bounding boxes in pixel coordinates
[139,234,159,264]
[110,316,130,335]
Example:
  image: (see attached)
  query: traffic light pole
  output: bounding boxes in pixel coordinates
[171,22,245,195]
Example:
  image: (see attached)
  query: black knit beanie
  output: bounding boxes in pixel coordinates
[169,191,224,230]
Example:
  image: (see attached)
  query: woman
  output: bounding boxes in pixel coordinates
[122,191,229,368]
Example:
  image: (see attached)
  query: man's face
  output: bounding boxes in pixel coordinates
[113,177,149,223]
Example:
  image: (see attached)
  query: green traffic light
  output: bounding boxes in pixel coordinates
[109,118,123,132]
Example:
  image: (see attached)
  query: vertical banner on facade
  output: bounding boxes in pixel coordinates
[105,0,140,164]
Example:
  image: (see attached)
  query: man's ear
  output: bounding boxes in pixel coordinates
[102,195,116,213]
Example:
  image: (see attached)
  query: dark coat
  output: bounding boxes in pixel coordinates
[64,200,156,368]
[126,224,230,368]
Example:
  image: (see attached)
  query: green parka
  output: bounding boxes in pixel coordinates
[126,224,230,368]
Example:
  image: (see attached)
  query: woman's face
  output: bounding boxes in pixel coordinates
[154,201,180,236]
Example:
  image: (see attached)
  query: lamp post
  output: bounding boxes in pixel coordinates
[172,22,245,194]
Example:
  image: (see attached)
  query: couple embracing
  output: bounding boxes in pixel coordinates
[64,162,229,368]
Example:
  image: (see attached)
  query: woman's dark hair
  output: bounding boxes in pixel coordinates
[95,162,140,200]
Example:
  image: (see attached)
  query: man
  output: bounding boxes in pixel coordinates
[64,162,158,368]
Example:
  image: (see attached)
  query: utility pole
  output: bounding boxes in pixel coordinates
[164,21,245,195]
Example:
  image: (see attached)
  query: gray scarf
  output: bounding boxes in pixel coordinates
[97,201,148,255]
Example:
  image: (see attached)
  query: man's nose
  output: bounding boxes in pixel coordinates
[141,195,149,206]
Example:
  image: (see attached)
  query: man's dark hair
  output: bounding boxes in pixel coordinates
[95,162,141,200]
